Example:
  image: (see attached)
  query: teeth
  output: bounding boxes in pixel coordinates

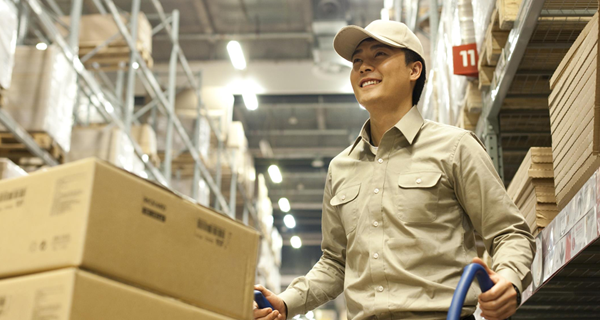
[361,80,380,87]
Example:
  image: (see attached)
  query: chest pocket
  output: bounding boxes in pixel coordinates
[330,183,361,235]
[396,172,442,223]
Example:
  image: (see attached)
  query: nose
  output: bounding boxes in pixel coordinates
[359,61,373,74]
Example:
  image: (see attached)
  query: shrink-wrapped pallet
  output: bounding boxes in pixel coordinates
[0,157,26,180]
[548,12,600,210]
[1,45,76,152]
[0,0,17,90]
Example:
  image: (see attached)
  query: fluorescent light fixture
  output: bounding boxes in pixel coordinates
[131,62,139,70]
[380,8,390,21]
[283,214,296,229]
[268,165,282,183]
[384,0,394,9]
[36,42,48,51]
[290,235,302,249]
[242,91,258,110]
[227,40,247,70]
[278,198,291,212]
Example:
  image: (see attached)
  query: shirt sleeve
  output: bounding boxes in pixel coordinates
[451,132,536,292]
[278,167,346,317]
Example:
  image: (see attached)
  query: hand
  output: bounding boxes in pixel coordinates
[472,258,518,320]
[253,285,287,320]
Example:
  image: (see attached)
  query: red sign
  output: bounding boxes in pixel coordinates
[452,43,478,77]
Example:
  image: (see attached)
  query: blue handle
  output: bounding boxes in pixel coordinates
[254,290,274,310]
[447,263,495,320]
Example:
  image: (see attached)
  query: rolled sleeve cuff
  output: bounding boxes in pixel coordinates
[497,268,523,293]
[278,288,305,318]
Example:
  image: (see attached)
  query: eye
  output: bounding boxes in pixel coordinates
[375,51,386,57]
[353,58,362,64]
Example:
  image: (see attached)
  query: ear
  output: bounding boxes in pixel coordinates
[409,61,423,81]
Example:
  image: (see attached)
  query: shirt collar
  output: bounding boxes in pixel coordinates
[349,107,425,155]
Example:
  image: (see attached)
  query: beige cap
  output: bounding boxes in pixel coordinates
[333,20,425,67]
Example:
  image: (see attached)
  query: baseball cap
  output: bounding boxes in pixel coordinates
[333,20,425,69]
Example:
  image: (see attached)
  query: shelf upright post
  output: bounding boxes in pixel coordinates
[214,131,224,211]
[124,0,141,135]
[163,9,180,185]
[229,149,238,219]
[483,120,504,182]
[68,0,82,52]
[192,73,203,201]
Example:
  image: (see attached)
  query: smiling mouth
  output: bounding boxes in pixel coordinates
[361,80,381,88]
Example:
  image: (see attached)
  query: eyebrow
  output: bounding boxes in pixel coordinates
[351,43,391,60]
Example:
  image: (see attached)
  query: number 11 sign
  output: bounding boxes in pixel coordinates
[452,43,479,77]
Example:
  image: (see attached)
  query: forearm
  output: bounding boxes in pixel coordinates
[278,254,345,318]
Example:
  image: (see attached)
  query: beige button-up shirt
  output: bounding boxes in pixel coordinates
[279,107,535,320]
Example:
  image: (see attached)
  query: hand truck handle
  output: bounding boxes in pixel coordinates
[447,263,494,320]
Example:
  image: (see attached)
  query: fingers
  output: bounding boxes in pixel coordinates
[471,257,495,276]
[479,281,517,320]
[479,278,510,303]
[254,284,271,297]
[253,309,280,320]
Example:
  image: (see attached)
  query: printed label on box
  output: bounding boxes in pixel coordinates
[196,218,231,248]
[32,285,65,320]
[141,196,167,223]
[0,187,27,215]
[51,173,86,216]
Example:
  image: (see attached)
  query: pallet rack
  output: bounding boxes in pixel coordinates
[1,0,258,227]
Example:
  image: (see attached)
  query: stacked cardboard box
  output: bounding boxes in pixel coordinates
[1,45,77,153]
[0,269,234,320]
[507,148,559,235]
[0,0,17,92]
[0,159,260,319]
[548,12,600,210]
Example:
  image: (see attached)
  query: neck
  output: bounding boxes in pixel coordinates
[368,101,413,146]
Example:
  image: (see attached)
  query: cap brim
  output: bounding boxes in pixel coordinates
[333,25,409,62]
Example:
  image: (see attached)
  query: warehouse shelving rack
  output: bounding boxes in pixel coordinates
[1,0,258,227]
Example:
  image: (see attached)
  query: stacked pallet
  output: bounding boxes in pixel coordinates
[507,147,559,236]
[59,13,153,70]
[548,12,600,210]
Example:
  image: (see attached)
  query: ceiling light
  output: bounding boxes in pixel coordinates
[283,214,296,229]
[290,235,302,249]
[36,42,48,51]
[380,8,390,21]
[132,61,139,70]
[268,165,282,183]
[278,198,291,212]
[227,40,247,70]
[141,154,149,162]
[242,91,258,110]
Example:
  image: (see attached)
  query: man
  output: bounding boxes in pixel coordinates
[254,20,534,320]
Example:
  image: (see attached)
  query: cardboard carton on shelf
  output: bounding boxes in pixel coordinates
[0,268,234,320]
[0,158,259,320]
[548,12,600,210]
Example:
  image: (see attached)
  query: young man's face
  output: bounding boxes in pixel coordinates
[350,39,420,111]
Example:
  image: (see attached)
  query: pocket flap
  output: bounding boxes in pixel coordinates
[398,172,442,189]
[330,184,361,206]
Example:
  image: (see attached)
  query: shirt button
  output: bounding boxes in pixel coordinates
[373,221,379,227]
[378,158,383,164]
[373,253,379,259]
[341,194,346,200]
[374,188,379,194]
[416,178,422,184]
[377,286,384,292]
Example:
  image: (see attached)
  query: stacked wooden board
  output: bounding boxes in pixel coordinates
[507,147,559,236]
[548,12,600,210]
[457,81,482,131]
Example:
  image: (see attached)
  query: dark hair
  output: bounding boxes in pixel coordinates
[402,49,426,106]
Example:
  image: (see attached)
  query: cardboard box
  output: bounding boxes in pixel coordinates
[507,148,559,232]
[548,12,600,210]
[0,158,26,180]
[0,158,259,320]
[1,45,76,152]
[0,268,234,320]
